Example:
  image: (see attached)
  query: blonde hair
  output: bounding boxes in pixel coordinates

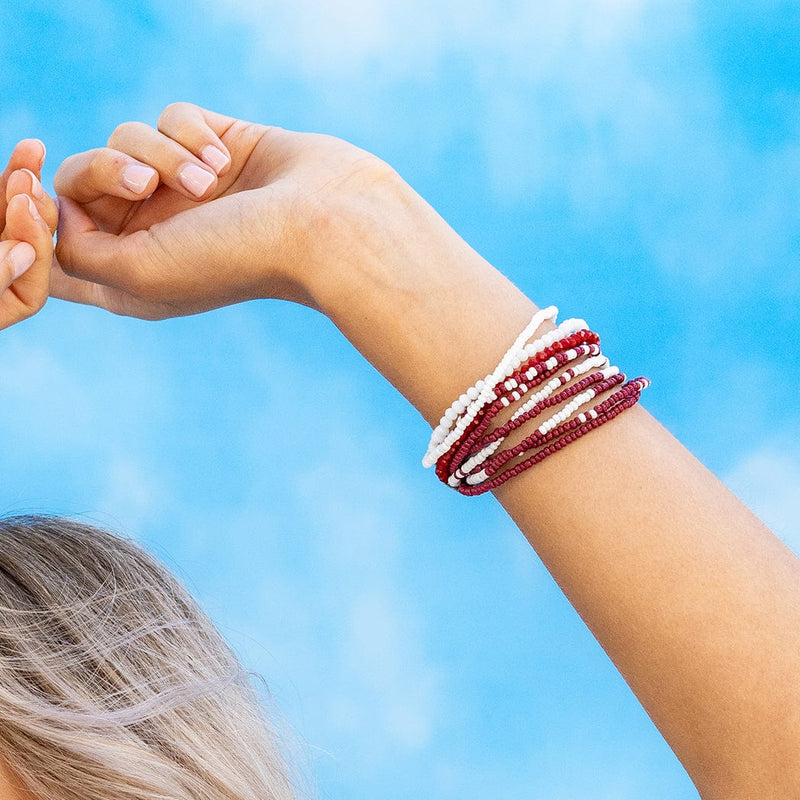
[0,515,297,800]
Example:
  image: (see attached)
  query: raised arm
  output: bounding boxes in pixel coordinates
[52,103,800,799]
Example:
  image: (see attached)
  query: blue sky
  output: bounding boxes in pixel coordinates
[1,1,799,798]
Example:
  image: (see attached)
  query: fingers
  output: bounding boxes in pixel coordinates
[108,120,223,200]
[53,103,240,215]
[0,239,36,290]
[55,117,230,207]
[0,192,55,330]
[157,102,235,173]
[6,168,58,233]
[54,147,159,204]
[0,139,47,221]
[5,193,52,274]
[54,196,147,291]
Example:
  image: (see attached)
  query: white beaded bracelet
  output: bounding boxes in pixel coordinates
[422,306,557,466]
[423,309,591,468]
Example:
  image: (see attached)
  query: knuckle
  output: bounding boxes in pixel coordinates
[353,152,399,185]
[107,120,149,149]
[158,101,194,130]
[86,150,108,181]
[171,122,198,146]
[108,122,129,147]
[89,150,130,186]
[108,121,139,148]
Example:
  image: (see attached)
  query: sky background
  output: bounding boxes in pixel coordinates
[1,1,799,798]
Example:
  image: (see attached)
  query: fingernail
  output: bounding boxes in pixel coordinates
[122,164,157,194]
[8,242,36,279]
[200,144,230,174]
[34,140,46,168]
[178,163,215,198]
[26,196,43,221]
[22,169,45,199]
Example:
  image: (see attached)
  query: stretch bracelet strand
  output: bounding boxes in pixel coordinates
[423,312,590,467]
[437,343,606,480]
[454,372,628,488]
[423,305,558,467]
[447,367,620,485]
[453,380,649,496]
[447,364,616,482]
[424,307,649,493]
[457,378,647,492]
[466,372,629,482]
[433,335,604,483]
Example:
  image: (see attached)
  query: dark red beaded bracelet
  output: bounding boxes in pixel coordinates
[437,343,604,481]
[458,373,630,482]
[444,369,623,484]
[452,379,649,495]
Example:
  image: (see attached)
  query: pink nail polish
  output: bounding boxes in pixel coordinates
[26,196,43,221]
[8,242,36,279]
[200,144,230,174]
[22,169,45,199]
[122,164,158,194]
[34,140,46,169]
[178,163,215,198]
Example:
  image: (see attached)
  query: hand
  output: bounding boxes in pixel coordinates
[53,103,402,320]
[0,140,59,331]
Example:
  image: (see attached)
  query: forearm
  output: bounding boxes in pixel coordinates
[50,108,800,797]
[310,170,800,798]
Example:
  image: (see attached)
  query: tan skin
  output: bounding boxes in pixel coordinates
[2,103,798,798]
[0,138,58,330]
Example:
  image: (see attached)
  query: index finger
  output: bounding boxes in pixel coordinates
[54,147,159,204]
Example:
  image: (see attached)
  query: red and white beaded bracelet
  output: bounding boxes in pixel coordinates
[424,307,649,494]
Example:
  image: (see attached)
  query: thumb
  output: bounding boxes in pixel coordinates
[55,196,156,294]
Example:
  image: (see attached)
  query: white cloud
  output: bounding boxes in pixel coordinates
[209,0,654,82]
[724,446,800,554]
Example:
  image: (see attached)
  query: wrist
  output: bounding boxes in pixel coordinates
[300,161,426,310]
[304,167,539,424]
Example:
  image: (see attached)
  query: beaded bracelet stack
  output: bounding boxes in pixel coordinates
[423,306,649,495]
